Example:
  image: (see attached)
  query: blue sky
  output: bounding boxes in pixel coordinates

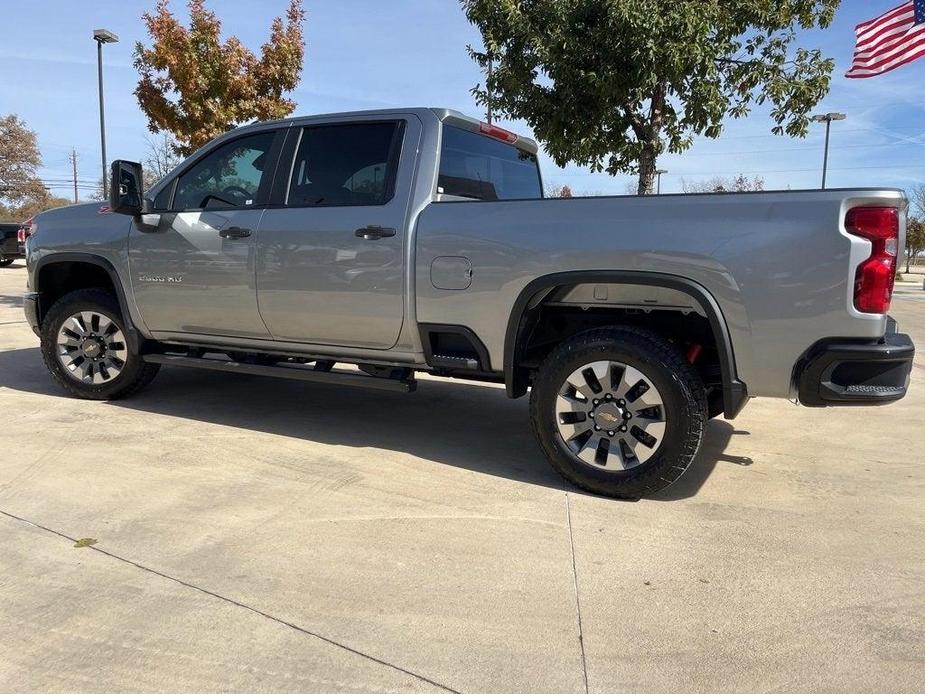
[1,0,923,198]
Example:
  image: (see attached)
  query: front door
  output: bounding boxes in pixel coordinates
[130,129,282,338]
[256,118,417,348]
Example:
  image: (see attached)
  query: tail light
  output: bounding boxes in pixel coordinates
[17,217,34,243]
[845,206,899,314]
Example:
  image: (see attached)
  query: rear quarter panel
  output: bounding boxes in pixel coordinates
[414,189,903,397]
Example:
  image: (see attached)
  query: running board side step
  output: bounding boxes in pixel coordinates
[142,354,417,393]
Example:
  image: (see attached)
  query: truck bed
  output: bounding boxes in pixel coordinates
[414,188,904,398]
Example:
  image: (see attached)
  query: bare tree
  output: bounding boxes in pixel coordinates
[91,134,182,201]
[910,182,925,219]
[682,174,765,193]
[545,183,573,198]
[144,133,181,184]
[904,184,925,273]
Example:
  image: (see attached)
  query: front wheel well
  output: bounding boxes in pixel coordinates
[36,260,118,325]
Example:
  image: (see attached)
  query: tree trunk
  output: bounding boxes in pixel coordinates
[635,80,667,196]
[906,249,911,274]
[637,144,657,195]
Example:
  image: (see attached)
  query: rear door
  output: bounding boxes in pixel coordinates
[130,128,283,338]
[256,117,419,348]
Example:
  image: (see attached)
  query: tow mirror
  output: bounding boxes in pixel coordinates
[110,160,147,215]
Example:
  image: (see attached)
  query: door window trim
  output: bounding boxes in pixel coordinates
[156,128,286,213]
[272,120,406,209]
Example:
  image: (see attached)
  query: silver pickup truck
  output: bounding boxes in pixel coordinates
[23,107,914,498]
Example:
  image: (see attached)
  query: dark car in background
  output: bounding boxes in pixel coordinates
[0,222,25,267]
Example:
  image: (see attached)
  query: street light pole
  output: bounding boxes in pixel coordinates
[810,112,846,190]
[93,29,119,200]
[655,169,668,195]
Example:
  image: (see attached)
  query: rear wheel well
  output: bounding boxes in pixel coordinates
[520,304,723,415]
[37,261,117,324]
[506,277,740,417]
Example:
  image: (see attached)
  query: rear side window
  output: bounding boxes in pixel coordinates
[287,122,403,207]
[438,125,541,201]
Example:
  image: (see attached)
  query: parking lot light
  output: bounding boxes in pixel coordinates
[93,29,119,199]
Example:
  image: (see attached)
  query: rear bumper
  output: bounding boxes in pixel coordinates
[23,291,40,336]
[796,324,914,407]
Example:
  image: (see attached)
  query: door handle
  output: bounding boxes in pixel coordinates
[355,225,397,240]
[219,226,251,239]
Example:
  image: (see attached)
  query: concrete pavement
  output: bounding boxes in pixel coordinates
[0,261,922,693]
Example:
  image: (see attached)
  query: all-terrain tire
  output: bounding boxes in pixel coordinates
[40,288,160,400]
[529,326,707,498]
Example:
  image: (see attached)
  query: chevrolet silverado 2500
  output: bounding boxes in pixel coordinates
[23,108,915,497]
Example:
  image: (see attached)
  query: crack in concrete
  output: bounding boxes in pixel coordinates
[565,494,590,694]
[0,508,461,694]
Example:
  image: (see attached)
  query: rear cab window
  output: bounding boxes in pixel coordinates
[438,125,542,201]
[285,121,404,207]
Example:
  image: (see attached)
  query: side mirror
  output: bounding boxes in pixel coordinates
[109,160,146,215]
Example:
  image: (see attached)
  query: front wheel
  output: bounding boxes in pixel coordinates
[40,288,160,400]
[529,327,706,498]
[0,257,14,267]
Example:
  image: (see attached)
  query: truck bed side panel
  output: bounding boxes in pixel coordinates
[414,189,901,397]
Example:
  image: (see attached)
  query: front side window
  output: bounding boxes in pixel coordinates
[438,125,542,201]
[152,180,174,211]
[173,131,276,210]
[287,122,402,207]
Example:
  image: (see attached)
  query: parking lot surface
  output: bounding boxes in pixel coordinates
[0,262,922,693]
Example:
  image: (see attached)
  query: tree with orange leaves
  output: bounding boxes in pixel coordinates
[134,0,305,157]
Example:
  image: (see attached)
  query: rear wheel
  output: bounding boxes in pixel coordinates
[529,327,706,498]
[41,288,160,400]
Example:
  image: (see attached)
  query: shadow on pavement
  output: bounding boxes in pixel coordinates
[0,292,24,309]
[0,346,748,500]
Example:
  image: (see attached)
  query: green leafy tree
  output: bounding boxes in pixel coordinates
[462,0,839,194]
[134,0,305,156]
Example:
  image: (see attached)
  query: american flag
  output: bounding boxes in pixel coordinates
[846,0,925,78]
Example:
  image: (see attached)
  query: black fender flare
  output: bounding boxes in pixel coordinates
[33,252,142,353]
[503,270,748,418]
